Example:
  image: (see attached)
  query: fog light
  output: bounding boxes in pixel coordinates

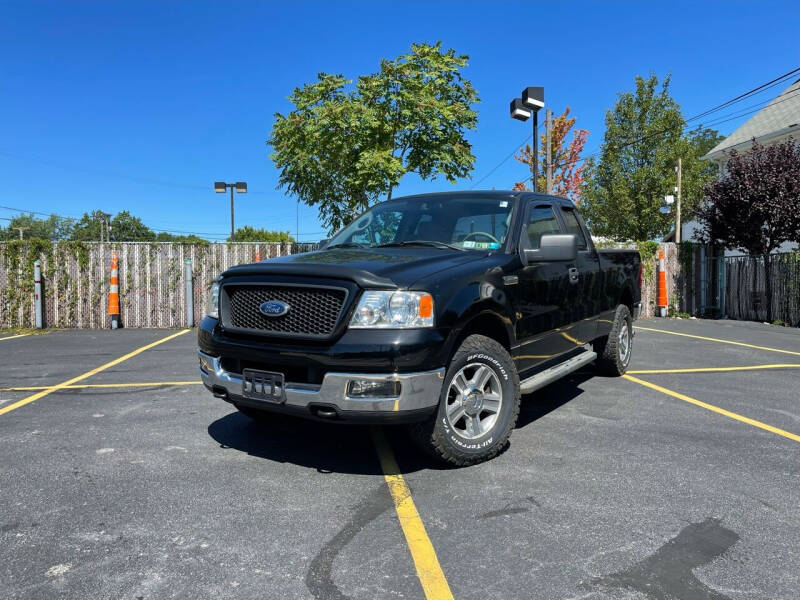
[347,379,401,398]
[199,354,217,374]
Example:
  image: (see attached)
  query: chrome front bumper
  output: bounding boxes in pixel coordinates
[197,351,445,414]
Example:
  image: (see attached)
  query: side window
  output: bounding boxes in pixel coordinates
[525,205,561,249]
[560,207,587,250]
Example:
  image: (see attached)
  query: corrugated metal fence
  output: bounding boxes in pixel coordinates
[0,241,318,329]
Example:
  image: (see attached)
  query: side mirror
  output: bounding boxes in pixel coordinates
[523,234,577,263]
[317,238,331,250]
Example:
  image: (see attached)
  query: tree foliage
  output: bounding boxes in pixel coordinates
[512,107,589,202]
[269,42,480,233]
[580,74,723,241]
[0,213,74,240]
[696,138,800,321]
[70,210,157,242]
[228,226,295,242]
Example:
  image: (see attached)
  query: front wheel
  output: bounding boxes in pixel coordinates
[409,334,520,466]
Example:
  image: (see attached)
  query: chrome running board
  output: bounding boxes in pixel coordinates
[519,350,597,394]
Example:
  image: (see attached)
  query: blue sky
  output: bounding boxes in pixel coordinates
[1,1,798,240]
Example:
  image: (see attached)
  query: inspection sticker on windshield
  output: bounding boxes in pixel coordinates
[462,241,499,249]
[499,201,508,207]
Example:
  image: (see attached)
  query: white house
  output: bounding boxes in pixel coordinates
[704,77,800,168]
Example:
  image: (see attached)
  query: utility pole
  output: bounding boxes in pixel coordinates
[15,226,29,240]
[675,157,682,243]
[545,108,553,194]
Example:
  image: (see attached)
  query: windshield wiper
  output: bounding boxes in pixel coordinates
[376,240,465,252]
[326,242,369,249]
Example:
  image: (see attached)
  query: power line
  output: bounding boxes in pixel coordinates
[0,204,327,240]
[476,66,800,188]
[469,134,532,189]
[0,149,280,196]
[688,67,800,122]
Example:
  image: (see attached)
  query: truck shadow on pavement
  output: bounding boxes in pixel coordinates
[206,373,592,474]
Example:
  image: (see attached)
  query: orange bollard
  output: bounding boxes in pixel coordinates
[108,251,120,329]
[657,248,668,317]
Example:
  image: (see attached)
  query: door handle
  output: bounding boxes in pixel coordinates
[568,267,579,283]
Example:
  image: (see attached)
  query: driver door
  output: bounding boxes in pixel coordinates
[514,202,576,375]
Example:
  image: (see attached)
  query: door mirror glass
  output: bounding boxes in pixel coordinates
[523,234,577,263]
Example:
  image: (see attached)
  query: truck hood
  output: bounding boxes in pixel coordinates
[222,247,487,289]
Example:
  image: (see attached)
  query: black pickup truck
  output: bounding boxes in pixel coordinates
[198,191,641,465]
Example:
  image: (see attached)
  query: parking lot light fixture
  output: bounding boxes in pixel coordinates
[521,86,545,110]
[510,98,531,121]
[510,87,545,192]
[214,181,247,240]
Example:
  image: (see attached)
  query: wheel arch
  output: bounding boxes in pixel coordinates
[446,310,514,361]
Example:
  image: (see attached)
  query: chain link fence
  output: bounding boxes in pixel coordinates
[0,241,318,329]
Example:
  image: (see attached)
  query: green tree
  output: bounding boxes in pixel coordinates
[581,74,722,240]
[269,42,479,233]
[71,210,156,241]
[228,226,295,242]
[0,213,74,240]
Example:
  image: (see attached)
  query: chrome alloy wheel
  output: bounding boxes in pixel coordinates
[445,363,503,440]
[618,320,631,364]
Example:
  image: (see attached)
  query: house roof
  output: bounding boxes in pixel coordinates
[704,78,800,161]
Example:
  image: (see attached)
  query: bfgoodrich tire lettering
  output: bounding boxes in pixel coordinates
[410,334,521,466]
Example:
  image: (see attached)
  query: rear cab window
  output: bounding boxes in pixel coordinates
[524,204,562,249]
[559,206,588,250]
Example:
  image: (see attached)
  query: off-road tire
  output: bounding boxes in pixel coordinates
[595,304,633,376]
[409,334,521,467]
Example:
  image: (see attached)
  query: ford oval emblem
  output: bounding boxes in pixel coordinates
[259,300,290,317]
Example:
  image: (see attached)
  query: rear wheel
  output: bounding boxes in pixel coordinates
[595,304,633,376]
[409,334,520,466]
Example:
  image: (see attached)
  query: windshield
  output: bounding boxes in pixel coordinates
[327,196,516,251]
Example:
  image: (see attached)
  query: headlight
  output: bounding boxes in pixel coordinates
[207,279,220,319]
[349,291,434,329]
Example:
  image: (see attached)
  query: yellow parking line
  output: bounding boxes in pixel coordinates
[0,334,30,341]
[635,326,800,357]
[623,374,800,443]
[628,364,800,374]
[371,429,454,600]
[0,381,201,392]
[0,330,191,417]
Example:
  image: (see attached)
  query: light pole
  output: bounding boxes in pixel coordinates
[97,211,111,242]
[214,181,247,240]
[510,87,545,192]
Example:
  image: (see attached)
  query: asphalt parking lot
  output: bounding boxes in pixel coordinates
[1,319,799,600]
